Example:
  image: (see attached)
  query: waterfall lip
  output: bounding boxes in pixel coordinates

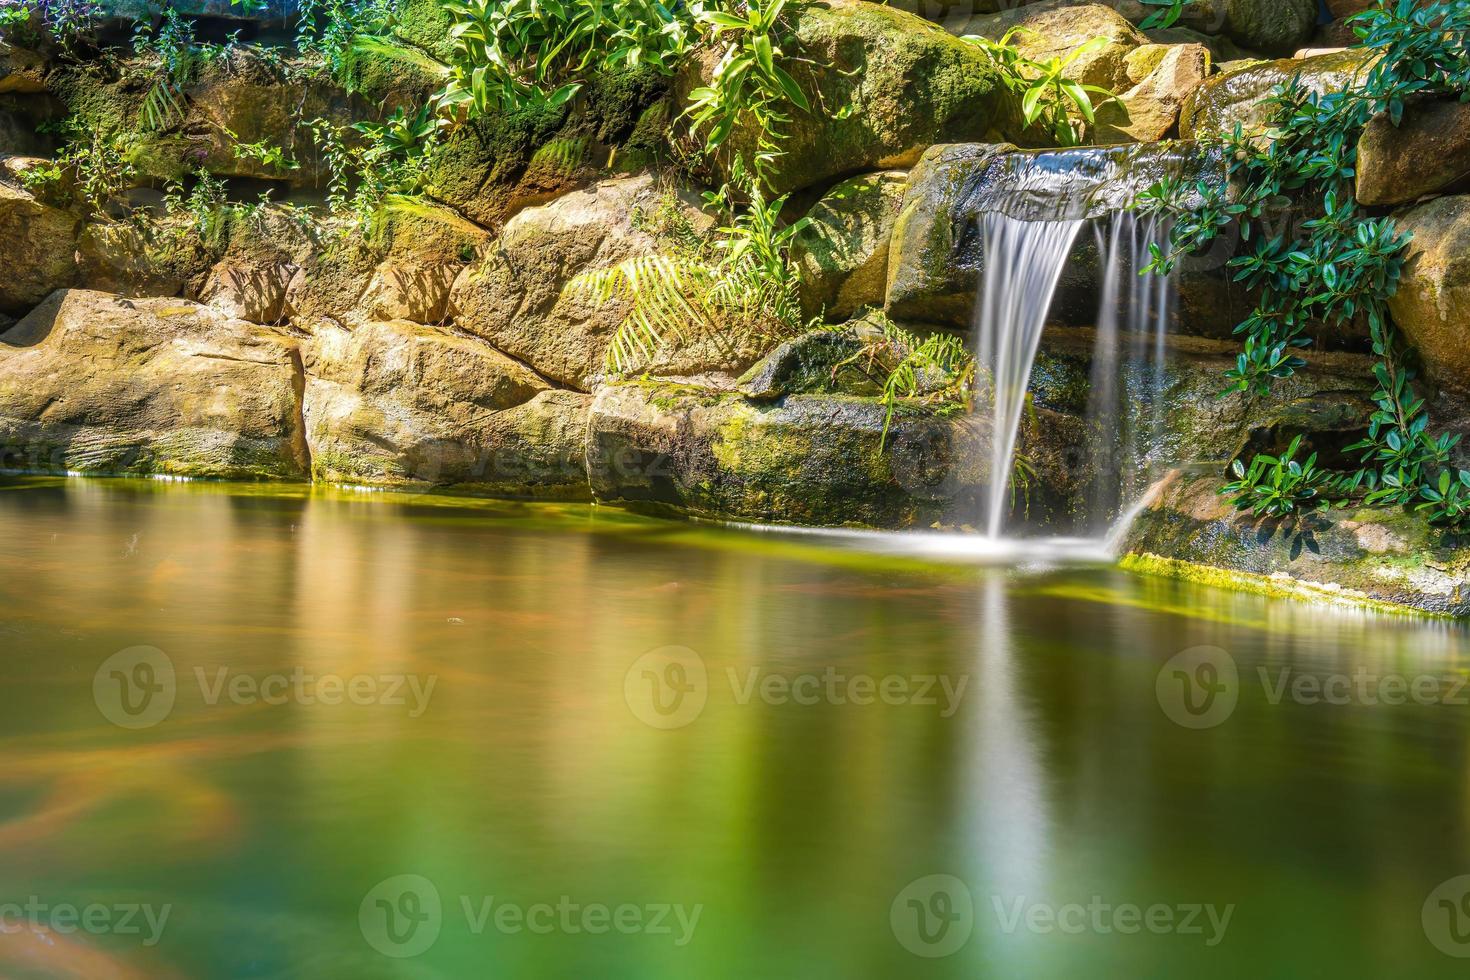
[952,140,1224,226]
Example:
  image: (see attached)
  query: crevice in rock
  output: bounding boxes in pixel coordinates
[287,344,312,478]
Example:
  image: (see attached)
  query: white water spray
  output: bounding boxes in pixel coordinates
[975,213,1085,539]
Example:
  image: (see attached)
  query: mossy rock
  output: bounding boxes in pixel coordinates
[681,0,1021,196]
[1181,48,1377,140]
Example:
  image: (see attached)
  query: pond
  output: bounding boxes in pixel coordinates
[0,475,1468,978]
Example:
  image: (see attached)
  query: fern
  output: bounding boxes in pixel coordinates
[141,79,187,133]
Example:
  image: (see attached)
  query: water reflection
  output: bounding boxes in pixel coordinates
[0,477,1468,978]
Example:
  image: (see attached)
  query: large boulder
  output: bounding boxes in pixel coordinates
[792,171,908,321]
[449,174,724,391]
[1212,0,1317,56]
[1357,98,1470,207]
[301,319,592,497]
[951,1,1148,92]
[1181,48,1376,140]
[586,380,982,527]
[885,143,1014,326]
[683,0,1019,195]
[75,218,216,298]
[0,182,79,316]
[1387,195,1470,397]
[1094,43,1211,142]
[195,207,316,324]
[1122,469,1470,616]
[0,289,307,477]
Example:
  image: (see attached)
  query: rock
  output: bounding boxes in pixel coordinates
[196,206,315,323]
[683,0,1018,195]
[1181,48,1376,140]
[792,171,908,321]
[1215,0,1317,56]
[0,182,79,316]
[1387,195,1470,397]
[586,381,982,527]
[0,289,307,478]
[357,205,489,324]
[1095,43,1211,142]
[885,143,1014,326]
[425,68,666,230]
[953,1,1148,92]
[1121,469,1470,616]
[302,319,590,496]
[75,218,215,298]
[736,325,889,400]
[1124,44,1173,85]
[1357,98,1470,206]
[1324,0,1374,18]
[449,174,721,391]
[1144,26,1260,64]
[0,44,48,95]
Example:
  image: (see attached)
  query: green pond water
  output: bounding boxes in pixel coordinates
[1,475,1470,978]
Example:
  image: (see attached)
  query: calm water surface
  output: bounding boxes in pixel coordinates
[1,476,1469,978]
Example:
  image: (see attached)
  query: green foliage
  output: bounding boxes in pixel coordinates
[963,29,1114,146]
[1135,0,1470,523]
[1137,0,1184,30]
[435,0,694,115]
[565,170,812,375]
[304,112,439,239]
[1418,470,1470,530]
[297,0,399,75]
[0,0,102,51]
[837,320,974,449]
[1221,435,1327,517]
[22,119,137,218]
[683,0,811,177]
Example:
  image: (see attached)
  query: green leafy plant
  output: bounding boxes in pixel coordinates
[1137,0,1185,30]
[683,0,811,177]
[1136,0,1470,521]
[1418,470,1470,530]
[1221,435,1328,517]
[963,29,1115,146]
[837,320,974,449]
[565,169,812,375]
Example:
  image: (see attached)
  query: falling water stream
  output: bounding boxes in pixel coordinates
[972,195,1176,540]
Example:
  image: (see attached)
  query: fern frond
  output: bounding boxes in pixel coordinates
[141,80,187,133]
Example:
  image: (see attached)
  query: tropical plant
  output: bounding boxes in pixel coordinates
[297,0,399,75]
[1137,0,1185,30]
[683,0,811,177]
[1220,436,1329,517]
[1418,470,1470,530]
[1135,0,1470,520]
[436,0,695,115]
[565,170,812,374]
[0,0,102,50]
[838,321,974,449]
[963,29,1115,146]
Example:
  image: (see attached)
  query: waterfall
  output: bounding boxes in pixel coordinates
[1083,210,1175,536]
[975,214,1085,539]
[967,158,1182,540]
